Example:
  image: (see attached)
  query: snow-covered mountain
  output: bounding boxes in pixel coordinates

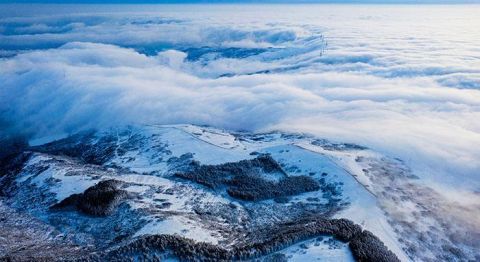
[1,124,477,261]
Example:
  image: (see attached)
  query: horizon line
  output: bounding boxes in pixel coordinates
[1,1,480,4]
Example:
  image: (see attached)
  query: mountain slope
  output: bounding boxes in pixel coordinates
[1,124,477,261]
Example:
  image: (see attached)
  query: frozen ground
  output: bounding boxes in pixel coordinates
[0,124,478,260]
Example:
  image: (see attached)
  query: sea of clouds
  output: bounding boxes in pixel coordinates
[1,4,480,192]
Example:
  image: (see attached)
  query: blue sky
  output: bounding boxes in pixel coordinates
[1,0,480,3]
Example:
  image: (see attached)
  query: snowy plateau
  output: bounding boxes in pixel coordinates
[1,124,478,261]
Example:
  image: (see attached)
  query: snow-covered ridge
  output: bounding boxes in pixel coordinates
[1,124,477,261]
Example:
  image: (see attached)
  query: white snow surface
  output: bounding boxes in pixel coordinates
[134,216,221,244]
[278,237,355,262]
[14,125,480,261]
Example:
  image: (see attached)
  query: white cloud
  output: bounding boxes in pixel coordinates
[1,4,480,193]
